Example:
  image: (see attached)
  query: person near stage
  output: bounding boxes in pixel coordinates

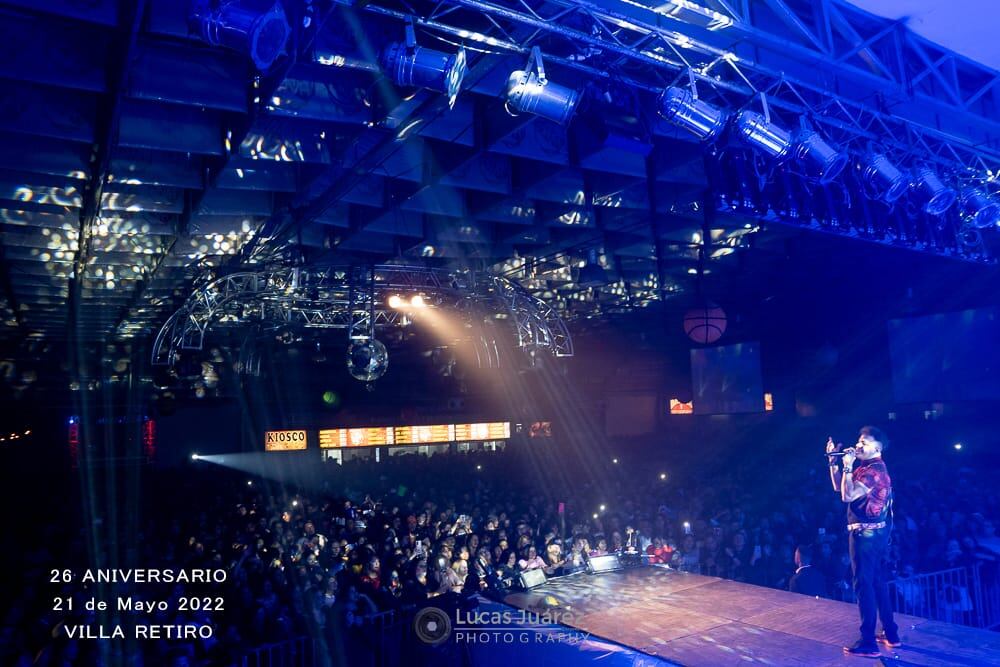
[788,544,827,598]
[827,426,901,657]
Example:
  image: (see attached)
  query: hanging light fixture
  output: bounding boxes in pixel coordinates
[861,153,909,203]
[505,47,580,125]
[381,19,467,108]
[960,188,1000,228]
[735,110,792,160]
[911,168,957,216]
[657,86,728,141]
[190,0,291,71]
[794,130,848,184]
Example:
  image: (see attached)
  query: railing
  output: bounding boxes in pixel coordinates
[241,637,318,667]
[889,561,1000,630]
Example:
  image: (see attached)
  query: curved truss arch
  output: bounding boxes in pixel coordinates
[152,265,573,367]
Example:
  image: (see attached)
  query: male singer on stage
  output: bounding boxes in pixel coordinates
[826,426,901,658]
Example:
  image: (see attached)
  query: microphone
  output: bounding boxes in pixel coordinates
[826,447,855,458]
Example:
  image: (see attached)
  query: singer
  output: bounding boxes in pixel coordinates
[826,426,900,658]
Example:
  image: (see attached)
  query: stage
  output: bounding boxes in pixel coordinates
[503,566,1000,666]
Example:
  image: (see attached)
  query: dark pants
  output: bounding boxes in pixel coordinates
[849,527,898,643]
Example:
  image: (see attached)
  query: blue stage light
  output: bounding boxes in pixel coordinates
[382,43,467,107]
[960,188,1000,228]
[735,110,792,160]
[190,0,290,71]
[861,153,908,203]
[505,47,579,125]
[911,168,957,216]
[794,130,848,184]
[657,87,728,141]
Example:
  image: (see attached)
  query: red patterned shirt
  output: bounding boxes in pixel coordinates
[848,457,892,525]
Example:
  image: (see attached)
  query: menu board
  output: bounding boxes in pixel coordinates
[318,427,394,448]
[317,421,512,449]
[393,424,453,445]
[454,422,510,441]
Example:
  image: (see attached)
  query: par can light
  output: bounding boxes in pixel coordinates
[861,153,909,203]
[382,43,467,106]
[735,111,792,160]
[794,130,848,184]
[505,69,579,125]
[657,87,728,141]
[960,188,1000,228]
[912,168,957,216]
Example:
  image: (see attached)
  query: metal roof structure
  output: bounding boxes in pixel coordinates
[0,0,998,352]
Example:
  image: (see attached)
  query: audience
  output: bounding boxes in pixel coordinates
[2,441,997,666]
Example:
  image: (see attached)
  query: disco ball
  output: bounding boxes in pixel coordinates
[346,340,389,382]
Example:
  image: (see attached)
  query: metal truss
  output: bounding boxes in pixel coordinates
[352,0,1000,173]
[710,151,995,263]
[487,275,575,357]
[151,264,574,365]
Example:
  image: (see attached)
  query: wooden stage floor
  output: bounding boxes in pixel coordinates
[503,566,1000,666]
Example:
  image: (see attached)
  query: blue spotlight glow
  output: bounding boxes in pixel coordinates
[382,43,467,107]
[735,111,792,160]
[657,87,728,141]
[960,188,1000,228]
[861,153,908,203]
[912,168,957,215]
[794,131,848,183]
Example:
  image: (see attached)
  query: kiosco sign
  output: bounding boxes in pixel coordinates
[264,430,308,451]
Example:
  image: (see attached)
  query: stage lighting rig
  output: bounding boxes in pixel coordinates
[960,188,1000,228]
[657,86,728,142]
[861,153,909,204]
[381,19,467,108]
[735,109,847,183]
[505,47,580,125]
[911,168,957,216]
[189,0,291,71]
[735,110,792,161]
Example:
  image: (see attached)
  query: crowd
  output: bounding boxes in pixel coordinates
[3,442,998,666]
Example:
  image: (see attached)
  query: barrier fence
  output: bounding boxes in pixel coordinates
[889,560,1000,630]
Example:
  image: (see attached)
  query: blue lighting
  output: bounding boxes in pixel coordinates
[505,70,580,125]
[657,87,728,141]
[382,43,467,107]
[960,188,1000,228]
[861,153,909,203]
[912,168,957,216]
[794,130,848,184]
[190,0,290,71]
[735,111,792,160]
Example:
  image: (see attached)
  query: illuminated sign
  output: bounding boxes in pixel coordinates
[265,430,308,451]
[319,427,394,449]
[454,422,510,441]
[395,424,453,445]
[318,421,512,448]
[669,399,694,415]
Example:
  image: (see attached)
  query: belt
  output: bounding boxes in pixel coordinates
[847,522,886,531]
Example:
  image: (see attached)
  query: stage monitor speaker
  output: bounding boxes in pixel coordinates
[587,554,622,574]
[518,568,547,590]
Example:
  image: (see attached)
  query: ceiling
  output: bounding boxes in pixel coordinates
[848,0,1000,72]
[0,0,997,362]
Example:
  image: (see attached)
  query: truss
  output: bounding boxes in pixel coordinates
[151,265,574,366]
[352,0,1000,173]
